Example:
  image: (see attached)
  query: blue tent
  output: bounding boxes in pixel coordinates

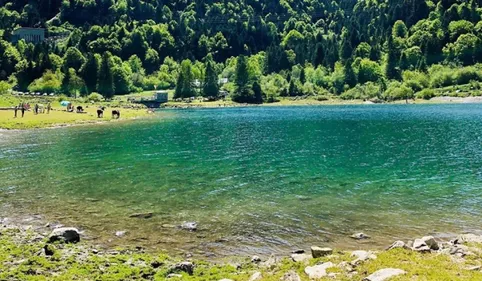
[60,101,70,106]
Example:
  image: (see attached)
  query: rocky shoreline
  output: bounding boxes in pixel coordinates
[1,217,482,281]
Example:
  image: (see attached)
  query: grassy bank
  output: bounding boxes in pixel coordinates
[1,224,482,281]
[0,106,150,130]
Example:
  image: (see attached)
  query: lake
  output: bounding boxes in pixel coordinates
[1,104,482,257]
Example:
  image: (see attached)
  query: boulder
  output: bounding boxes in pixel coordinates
[386,241,406,250]
[421,236,439,250]
[167,274,182,278]
[115,231,127,237]
[351,232,371,240]
[304,262,334,279]
[181,222,198,231]
[172,261,194,275]
[291,253,312,263]
[350,250,377,265]
[311,246,333,258]
[412,239,430,252]
[48,227,80,243]
[281,271,301,281]
[363,268,406,281]
[249,272,262,281]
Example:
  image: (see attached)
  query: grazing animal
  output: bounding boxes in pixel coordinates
[76,106,84,113]
[97,107,105,118]
[112,110,121,119]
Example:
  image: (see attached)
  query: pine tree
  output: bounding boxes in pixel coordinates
[299,67,306,84]
[344,59,357,88]
[385,36,400,80]
[252,80,263,104]
[97,52,115,98]
[232,55,253,102]
[80,54,99,94]
[203,55,219,98]
[312,43,324,67]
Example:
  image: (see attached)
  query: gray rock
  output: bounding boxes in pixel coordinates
[422,236,439,250]
[466,265,481,271]
[181,222,198,231]
[386,241,406,250]
[248,272,262,281]
[456,234,482,244]
[412,239,430,252]
[311,246,333,258]
[291,253,312,262]
[304,262,334,279]
[281,271,301,281]
[115,231,127,237]
[261,254,278,269]
[350,250,377,265]
[161,224,177,228]
[351,232,371,240]
[167,273,182,278]
[251,255,261,263]
[48,227,80,243]
[363,268,406,281]
[172,261,194,275]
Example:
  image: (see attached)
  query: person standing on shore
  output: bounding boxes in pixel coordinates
[14,106,18,118]
[21,103,25,117]
[34,104,39,115]
[47,102,51,114]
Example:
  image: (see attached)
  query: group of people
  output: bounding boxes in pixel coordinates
[14,102,51,118]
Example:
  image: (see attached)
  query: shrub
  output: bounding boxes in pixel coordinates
[87,93,103,102]
[415,89,435,100]
[384,81,414,100]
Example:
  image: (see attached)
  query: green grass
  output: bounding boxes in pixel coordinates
[1,227,482,281]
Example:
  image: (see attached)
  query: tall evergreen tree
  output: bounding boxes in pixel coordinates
[80,54,100,94]
[344,59,357,88]
[203,55,219,97]
[97,52,115,98]
[385,36,400,80]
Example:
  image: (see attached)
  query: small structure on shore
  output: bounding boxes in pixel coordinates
[129,91,168,108]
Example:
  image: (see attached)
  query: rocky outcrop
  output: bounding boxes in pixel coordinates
[248,271,262,281]
[311,246,333,258]
[304,262,334,279]
[363,268,406,281]
[455,234,482,244]
[291,253,312,262]
[386,240,407,250]
[48,227,80,243]
[350,250,377,265]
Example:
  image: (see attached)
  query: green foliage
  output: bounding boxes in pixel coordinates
[28,70,62,93]
[87,92,103,102]
[384,81,414,101]
[174,60,196,98]
[203,55,219,98]
[416,88,436,100]
[0,81,11,94]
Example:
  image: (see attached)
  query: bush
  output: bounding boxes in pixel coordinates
[454,66,482,85]
[415,89,435,100]
[0,81,11,95]
[384,81,414,100]
[87,93,103,102]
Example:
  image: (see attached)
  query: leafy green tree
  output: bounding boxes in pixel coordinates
[80,54,100,94]
[62,68,86,97]
[63,47,86,70]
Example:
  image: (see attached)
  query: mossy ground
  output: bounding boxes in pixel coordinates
[1,227,482,281]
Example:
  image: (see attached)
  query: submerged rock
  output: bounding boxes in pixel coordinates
[129,212,153,219]
[281,271,301,281]
[304,262,334,279]
[311,246,333,258]
[48,227,80,243]
[363,268,406,281]
[180,222,198,231]
[351,232,371,240]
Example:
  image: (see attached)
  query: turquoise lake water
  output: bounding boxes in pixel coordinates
[1,105,482,257]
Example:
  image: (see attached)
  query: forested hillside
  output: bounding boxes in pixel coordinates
[1,0,482,102]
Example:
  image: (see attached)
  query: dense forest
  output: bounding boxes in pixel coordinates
[1,0,482,103]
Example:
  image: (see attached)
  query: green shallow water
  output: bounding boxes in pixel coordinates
[1,105,482,257]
